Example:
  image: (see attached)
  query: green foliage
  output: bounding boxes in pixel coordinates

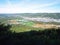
[10,25,43,32]
[0,23,60,45]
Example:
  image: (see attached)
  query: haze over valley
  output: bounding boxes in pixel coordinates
[0,13,60,29]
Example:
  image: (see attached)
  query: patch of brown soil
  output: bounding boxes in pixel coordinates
[33,23,59,29]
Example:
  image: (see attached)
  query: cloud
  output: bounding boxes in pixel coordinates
[0,0,60,13]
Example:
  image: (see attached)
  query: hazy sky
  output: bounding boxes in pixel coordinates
[0,0,60,13]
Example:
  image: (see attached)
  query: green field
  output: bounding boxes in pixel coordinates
[10,24,44,32]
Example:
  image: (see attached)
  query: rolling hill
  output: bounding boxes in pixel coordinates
[0,13,60,24]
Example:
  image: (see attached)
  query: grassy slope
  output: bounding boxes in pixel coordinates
[10,24,44,32]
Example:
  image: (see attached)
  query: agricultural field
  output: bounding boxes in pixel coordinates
[0,13,60,32]
[10,23,60,32]
[10,24,44,32]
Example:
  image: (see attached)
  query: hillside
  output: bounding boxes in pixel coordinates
[0,13,60,31]
[0,13,60,25]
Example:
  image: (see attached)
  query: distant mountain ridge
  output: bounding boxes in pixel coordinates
[0,13,60,19]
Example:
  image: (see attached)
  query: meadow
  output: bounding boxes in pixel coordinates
[10,24,44,32]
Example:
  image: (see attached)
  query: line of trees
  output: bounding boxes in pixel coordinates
[0,23,60,45]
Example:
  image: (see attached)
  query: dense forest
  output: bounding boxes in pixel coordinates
[0,23,60,45]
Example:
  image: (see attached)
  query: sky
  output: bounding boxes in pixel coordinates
[0,0,60,13]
